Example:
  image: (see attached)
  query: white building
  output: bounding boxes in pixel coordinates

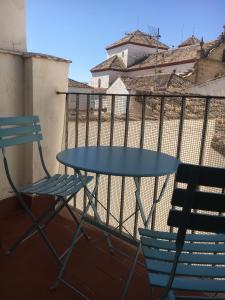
[90,29,225,90]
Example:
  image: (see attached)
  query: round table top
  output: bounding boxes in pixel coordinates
[57,146,180,177]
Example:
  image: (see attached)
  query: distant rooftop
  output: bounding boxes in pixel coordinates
[68,79,92,89]
[118,73,192,92]
[106,30,169,50]
[91,55,126,72]
[178,35,201,48]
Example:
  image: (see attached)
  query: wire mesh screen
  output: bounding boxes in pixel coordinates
[61,93,225,240]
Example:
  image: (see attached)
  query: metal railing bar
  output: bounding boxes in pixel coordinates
[73,94,80,208]
[64,94,69,174]
[151,96,165,230]
[57,91,225,100]
[198,97,211,166]
[170,96,186,232]
[95,95,103,214]
[119,95,130,233]
[133,95,146,238]
[83,95,91,209]
[97,95,102,146]
[106,95,115,226]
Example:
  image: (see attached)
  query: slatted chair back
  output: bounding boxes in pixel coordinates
[0,116,42,148]
[168,163,225,238]
[0,116,50,183]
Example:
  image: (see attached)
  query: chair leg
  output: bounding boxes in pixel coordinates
[120,243,142,300]
[8,193,62,266]
[5,198,60,255]
[59,197,91,240]
[5,194,88,256]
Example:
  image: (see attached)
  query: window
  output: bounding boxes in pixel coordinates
[98,78,101,88]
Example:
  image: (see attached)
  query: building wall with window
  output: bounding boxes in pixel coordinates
[107,44,160,68]
[89,70,123,88]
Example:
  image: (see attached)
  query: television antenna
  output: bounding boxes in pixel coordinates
[148,25,161,90]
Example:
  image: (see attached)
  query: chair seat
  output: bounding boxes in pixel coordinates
[139,228,225,293]
[19,174,93,198]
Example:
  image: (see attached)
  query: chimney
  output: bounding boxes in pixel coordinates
[0,0,26,51]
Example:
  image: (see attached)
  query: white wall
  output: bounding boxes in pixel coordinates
[0,0,26,51]
[107,44,165,67]
[0,1,71,201]
[24,56,70,182]
[90,70,124,88]
[185,76,225,96]
[126,44,164,67]
[107,45,129,67]
[0,51,25,199]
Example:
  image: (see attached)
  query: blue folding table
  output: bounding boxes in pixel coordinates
[52,146,180,299]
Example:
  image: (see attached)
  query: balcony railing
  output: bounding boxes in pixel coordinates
[57,91,225,242]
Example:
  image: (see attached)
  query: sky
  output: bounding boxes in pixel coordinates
[26,0,225,83]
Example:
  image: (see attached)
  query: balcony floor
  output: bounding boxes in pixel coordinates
[0,197,207,300]
[0,197,154,300]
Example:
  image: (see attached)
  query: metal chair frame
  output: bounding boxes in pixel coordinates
[139,163,225,299]
[0,115,92,265]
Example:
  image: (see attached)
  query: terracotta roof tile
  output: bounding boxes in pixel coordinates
[106,30,169,50]
[127,39,222,71]
[178,35,200,47]
[68,79,92,88]
[91,55,126,72]
[119,73,192,92]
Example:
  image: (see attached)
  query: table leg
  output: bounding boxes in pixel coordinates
[51,172,101,296]
[77,171,114,253]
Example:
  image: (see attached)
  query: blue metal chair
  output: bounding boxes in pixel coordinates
[0,115,93,265]
[139,163,225,299]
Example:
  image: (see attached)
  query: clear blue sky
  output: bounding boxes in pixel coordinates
[27,0,225,83]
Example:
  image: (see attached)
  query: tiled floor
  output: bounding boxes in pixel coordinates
[0,197,210,300]
[0,197,154,300]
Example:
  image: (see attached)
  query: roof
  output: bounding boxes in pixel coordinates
[23,52,71,63]
[91,55,126,72]
[118,73,192,92]
[68,79,92,88]
[106,30,169,50]
[127,44,199,71]
[0,48,72,63]
[178,35,200,47]
[127,38,224,72]
[91,32,225,74]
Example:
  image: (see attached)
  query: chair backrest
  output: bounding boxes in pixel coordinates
[168,163,225,235]
[0,115,42,149]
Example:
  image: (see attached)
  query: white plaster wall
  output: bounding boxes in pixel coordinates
[127,62,195,77]
[107,45,129,67]
[0,0,26,51]
[185,76,225,96]
[126,44,162,67]
[90,70,124,88]
[0,52,25,200]
[24,57,70,182]
[89,72,110,88]
[107,44,165,67]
